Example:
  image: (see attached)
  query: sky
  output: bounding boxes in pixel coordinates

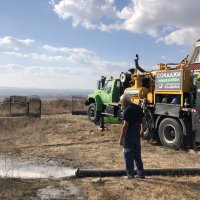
[0,0,199,90]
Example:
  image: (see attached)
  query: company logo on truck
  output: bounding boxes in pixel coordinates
[156,70,182,90]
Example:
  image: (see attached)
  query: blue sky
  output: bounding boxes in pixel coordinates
[0,0,199,90]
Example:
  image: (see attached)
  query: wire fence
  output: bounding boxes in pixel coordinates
[0,96,41,118]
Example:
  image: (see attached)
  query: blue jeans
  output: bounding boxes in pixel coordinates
[123,141,144,178]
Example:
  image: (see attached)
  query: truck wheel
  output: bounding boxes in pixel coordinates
[158,118,183,149]
[87,103,100,124]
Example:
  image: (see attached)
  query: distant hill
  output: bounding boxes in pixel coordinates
[0,87,92,101]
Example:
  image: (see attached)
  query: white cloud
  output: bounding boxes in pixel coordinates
[31,53,64,62]
[0,36,129,77]
[43,44,97,64]
[2,42,128,73]
[3,51,65,62]
[43,44,95,55]
[0,36,35,50]
[51,0,200,45]
[42,44,128,73]
[0,63,24,71]
[0,40,129,89]
[18,38,35,45]
[118,0,200,44]
[0,63,90,76]
[159,28,200,46]
[51,0,118,31]
[0,62,125,78]
[4,51,29,58]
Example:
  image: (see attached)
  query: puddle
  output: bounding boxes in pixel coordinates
[0,157,76,179]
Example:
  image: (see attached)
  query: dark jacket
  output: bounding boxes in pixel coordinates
[123,103,143,143]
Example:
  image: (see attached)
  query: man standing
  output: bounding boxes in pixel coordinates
[119,93,147,179]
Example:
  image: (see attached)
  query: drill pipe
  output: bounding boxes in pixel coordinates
[76,168,200,178]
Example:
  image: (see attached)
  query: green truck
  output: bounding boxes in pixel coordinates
[85,76,125,124]
[84,56,141,124]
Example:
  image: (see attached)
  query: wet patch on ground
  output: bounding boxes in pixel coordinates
[36,181,84,200]
[0,157,76,179]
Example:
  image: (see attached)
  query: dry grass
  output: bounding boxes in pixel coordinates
[41,98,87,115]
[0,97,87,116]
[0,178,61,200]
[0,100,199,199]
[41,99,72,115]
[76,176,200,200]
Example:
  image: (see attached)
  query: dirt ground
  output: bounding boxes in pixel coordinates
[0,113,200,200]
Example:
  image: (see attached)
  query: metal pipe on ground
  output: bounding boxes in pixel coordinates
[75,168,200,178]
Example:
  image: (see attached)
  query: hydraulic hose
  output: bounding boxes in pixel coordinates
[75,168,200,178]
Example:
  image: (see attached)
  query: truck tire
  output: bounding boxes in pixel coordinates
[87,103,100,124]
[158,118,183,149]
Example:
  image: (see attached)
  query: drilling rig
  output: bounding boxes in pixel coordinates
[85,42,200,149]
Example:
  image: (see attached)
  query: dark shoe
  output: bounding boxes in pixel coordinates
[135,174,145,179]
[124,176,134,179]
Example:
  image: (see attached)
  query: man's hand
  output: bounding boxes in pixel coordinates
[119,137,124,146]
[140,117,147,139]
[140,129,144,139]
[142,117,147,131]
[119,120,128,146]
